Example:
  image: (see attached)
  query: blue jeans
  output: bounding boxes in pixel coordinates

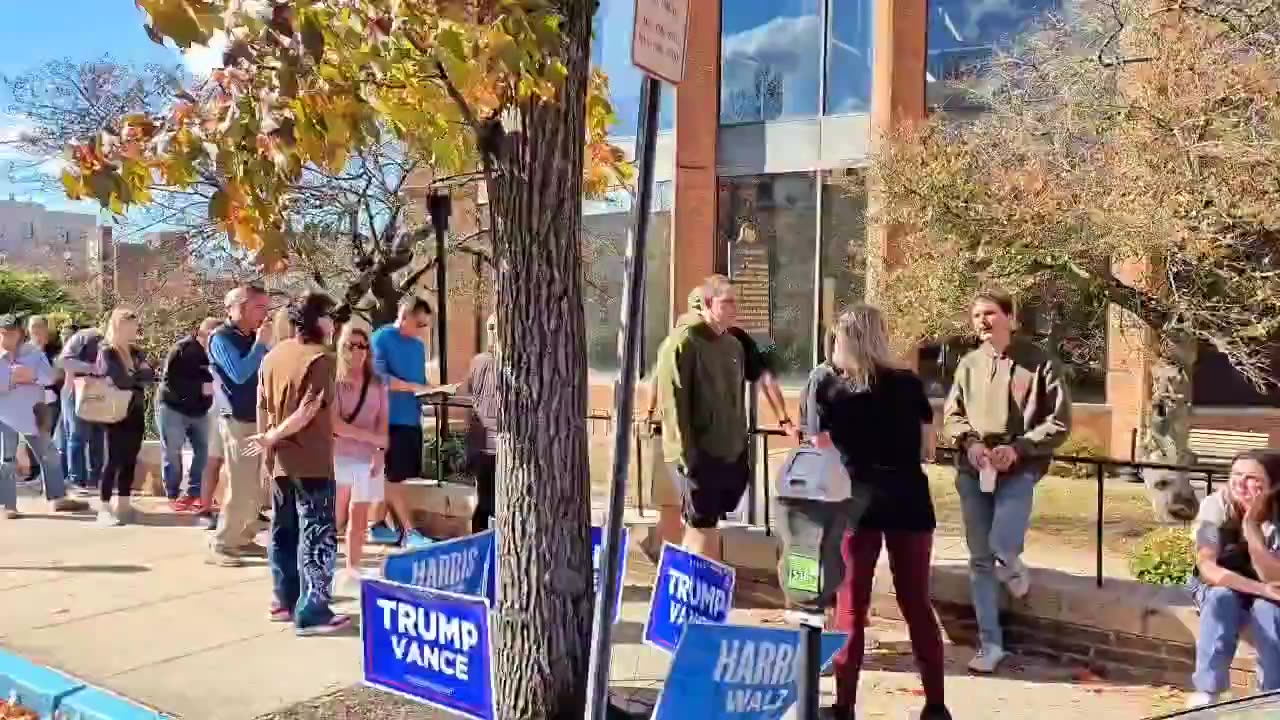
[156,404,208,500]
[956,467,1039,648]
[270,477,338,629]
[0,421,68,510]
[1192,579,1280,694]
[61,388,104,488]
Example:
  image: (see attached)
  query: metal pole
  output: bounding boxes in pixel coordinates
[1096,462,1105,588]
[429,191,452,484]
[796,621,821,720]
[584,74,661,720]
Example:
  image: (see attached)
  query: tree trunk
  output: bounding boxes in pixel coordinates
[1140,335,1201,522]
[488,1,594,717]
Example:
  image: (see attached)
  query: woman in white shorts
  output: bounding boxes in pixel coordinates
[333,325,389,588]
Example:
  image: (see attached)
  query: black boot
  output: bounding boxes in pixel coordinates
[819,706,853,720]
[919,703,953,720]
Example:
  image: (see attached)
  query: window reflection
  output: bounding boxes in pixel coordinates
[717,174,817,384]
[926,0,1061,109]
[721,0,822,124]
[819,171,868,342]
[592,0,674,136]
[826,1,874,115]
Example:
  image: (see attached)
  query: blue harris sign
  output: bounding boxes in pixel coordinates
[383,530,495,599]
[643,543,736,654]
[591,525,629,624]
[361,579,495,720]
[652,623,848,720]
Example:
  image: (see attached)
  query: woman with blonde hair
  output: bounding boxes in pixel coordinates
[811,305,951,720]
[97,308,156,525]
[331,323,388,592]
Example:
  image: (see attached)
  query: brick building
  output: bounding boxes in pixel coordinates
[428,0,1280,454]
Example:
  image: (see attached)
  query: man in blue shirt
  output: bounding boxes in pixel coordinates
[0,314,88,518]
[371,295,437,545]
[208,284,273,566]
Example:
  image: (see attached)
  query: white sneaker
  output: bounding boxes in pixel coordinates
[1185,691,1221,709]
[784,609,826,628]
[998,556,1031,599]
[967,644,1008,674]
[97,508,122,527]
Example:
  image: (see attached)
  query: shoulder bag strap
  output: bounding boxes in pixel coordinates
[343,371,372,425]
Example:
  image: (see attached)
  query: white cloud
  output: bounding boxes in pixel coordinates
[182,32,229,78]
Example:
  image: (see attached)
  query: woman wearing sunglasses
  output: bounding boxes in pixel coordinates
[331,324,389,592]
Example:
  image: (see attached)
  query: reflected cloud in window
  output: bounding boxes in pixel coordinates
[592,0,674,137]
[927,0,1060,109]
[721,1,822,124]
[826,1,874,115]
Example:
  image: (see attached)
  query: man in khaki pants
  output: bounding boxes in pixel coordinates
[208,285,273,566]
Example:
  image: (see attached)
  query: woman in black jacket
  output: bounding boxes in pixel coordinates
[98,308,155,526]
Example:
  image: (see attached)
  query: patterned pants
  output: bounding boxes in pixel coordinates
[269,476,338,629]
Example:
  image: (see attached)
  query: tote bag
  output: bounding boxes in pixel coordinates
[74,375,132,424]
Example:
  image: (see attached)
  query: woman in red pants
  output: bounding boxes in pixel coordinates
[810,305,950,720]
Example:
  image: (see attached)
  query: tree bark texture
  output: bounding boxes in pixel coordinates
[1141,336,1200,522]
[487,1,594,717]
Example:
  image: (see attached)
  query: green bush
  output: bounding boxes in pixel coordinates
[1052,434,1105,478]
[1130,527,1196,586]
[422,433,467,481]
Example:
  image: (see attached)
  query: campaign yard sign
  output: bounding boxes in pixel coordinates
[383,530,495,599]
[652,623,848,720]
[591,525,629,624]
[643,543,736,653]
[361,578,495,720]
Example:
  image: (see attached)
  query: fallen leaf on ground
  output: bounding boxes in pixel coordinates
[1071,668,1106,684]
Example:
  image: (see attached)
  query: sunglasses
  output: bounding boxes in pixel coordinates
[345,342,369,351]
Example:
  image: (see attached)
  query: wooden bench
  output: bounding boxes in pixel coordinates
[1189,428,1271,466]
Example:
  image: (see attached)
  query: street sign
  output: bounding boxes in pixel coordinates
[631,0,690,85]
[361,579,495,720]
[652,623,848,720]
[643,543,736,654]
[383,530,495,600]
[591,525,630,624]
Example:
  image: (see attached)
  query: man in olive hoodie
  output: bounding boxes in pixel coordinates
[653,274,748,561]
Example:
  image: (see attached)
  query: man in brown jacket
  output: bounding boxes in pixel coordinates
[942,289,1071,674]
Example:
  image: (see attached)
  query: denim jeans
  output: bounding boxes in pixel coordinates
[0,421,68,510]
[61,388,104,488]
[270,476,339,629]
[955,467,1040,648]
[156,403,208,500]
[1191,579,1280,694]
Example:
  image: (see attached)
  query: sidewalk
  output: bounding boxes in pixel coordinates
[0,495,1185,719]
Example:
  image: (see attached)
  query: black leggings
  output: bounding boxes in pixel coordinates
[102,407,145,503]
[471,454,496,534]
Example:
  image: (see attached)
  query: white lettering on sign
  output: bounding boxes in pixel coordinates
[712,640,796,685]
[375,598,481,681]
[666,567,729,626]
[631,0,690,84]
[410,547,482,590]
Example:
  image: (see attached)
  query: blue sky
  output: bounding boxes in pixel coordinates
[0,0,215,216]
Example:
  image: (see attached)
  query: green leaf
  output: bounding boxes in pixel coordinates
[438,27,466,60]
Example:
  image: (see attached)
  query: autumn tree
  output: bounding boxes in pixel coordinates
[870,0,1280,521]
[62,0,629,716]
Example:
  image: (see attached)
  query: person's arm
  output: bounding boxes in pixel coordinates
[29,349,55,388]
[372,332,430,394]
[209,332,267,385]
[101,349,136,390]
[59,332,96,375]
[133,350,156,384]
[1245,490,1280,583]
[760,373,793,434]
[911,373,937,463]
[1010,357,1072,459]
[656,335,698,471]
[1198,544,1275,598]
[941,360,976,449]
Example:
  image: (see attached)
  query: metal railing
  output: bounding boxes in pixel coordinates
[417,395,1228,589]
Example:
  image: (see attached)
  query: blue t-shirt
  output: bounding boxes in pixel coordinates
[372,324,427,427]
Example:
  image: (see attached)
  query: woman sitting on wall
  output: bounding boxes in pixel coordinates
[1188,450,1280,708]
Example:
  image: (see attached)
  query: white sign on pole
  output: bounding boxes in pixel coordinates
[631,0,690,85]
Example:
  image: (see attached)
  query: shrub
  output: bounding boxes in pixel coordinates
[1130,527,1196,586]
[1052,434,1105,479]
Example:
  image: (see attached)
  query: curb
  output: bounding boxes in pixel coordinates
[0,649,165,719]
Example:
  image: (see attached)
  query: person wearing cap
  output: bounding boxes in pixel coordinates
[0,313,89,518]
[208,283,274,566]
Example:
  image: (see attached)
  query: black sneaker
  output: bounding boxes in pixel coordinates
[919,704,953,720]
[819,707,852,720]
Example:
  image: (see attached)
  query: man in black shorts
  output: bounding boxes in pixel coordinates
[371,296,439,546]
[653,275,750,561]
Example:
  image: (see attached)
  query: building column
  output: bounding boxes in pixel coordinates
[669,0,720,323]
[1107,260,1157,458]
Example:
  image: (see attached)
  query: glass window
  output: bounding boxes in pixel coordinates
[582,183,673,379]
[717,173,817,384]
[721,0,822,125]
[818,171,868,346]
[826,1,874,115]
[592,0,675,137]
[926,0,1061,109]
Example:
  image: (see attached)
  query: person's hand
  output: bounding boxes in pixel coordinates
[10,366,35,385]
[991,445,1019,472]
[1261,582,1280,604]
[202,382,214,397]
[1248,488,1280,525]
[779,418,798,440]
[965,440,989,469]
[256,322,273,348]
[245,430,279,457]
[813,432,834,450]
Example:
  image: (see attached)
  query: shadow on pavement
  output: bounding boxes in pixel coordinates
[0,563,150,573]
